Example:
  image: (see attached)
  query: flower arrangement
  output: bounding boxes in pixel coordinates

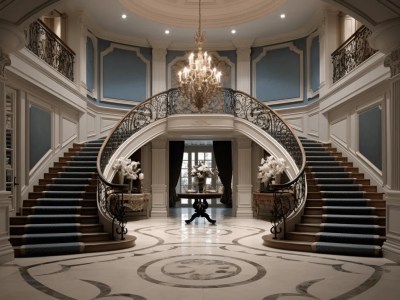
[112,158,143,180]
[190,161,214,179]
[257,156,286,184]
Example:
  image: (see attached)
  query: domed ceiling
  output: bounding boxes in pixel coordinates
[62,0,324,49]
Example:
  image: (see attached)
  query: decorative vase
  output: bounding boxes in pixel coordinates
[197,177,205,193]
[263,180,270,191]
[128,179,133,193]
[118,170,124,184]
[274,173,281,184]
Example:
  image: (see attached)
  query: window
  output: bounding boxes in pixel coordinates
[177,141,222,207]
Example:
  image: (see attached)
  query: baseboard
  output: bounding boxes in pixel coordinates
[382,240,400,263]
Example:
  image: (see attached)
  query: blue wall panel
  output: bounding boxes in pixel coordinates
[311,36,320,92]
[86,37,94,92]
[256,47,300,101]
[359,106,382,170]
[30,106,51,170]
[103,48,147,101]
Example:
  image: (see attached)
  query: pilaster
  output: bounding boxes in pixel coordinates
[319,8,339,94]
[235,137,253,217]
[235,47,251,94]
[0,22,21,263]
[149,40,170,95]
[151,139,168,217]
[382,45,400,262]
[0,192,14,263]
[151,48,167,95]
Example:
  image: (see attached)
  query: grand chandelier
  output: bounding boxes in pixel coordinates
[177,0,222,110]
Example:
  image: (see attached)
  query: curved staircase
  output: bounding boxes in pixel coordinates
[10,139,135,257]
[264,137,386,257]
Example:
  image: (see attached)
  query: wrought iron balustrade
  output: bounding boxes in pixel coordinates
[332,26,378,83]
[25,19,75,81]
[97,88,306,240]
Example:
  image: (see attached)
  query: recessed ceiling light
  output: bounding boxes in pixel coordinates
[121,14,127,19]
[165,29,170,35]
[231,29,236,34]
[280,13,286,19]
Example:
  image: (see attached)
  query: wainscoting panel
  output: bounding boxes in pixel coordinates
[330,117,348,149]
[61,115,78,147]
[307,111,319,138]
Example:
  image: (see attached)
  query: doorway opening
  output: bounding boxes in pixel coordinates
[176,140,224,208]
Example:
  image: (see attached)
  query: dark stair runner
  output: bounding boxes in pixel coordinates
[288,137,386,257]
[10,138,134,257]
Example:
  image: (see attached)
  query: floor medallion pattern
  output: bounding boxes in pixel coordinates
[138,254,266,288]
[0,209,399,300]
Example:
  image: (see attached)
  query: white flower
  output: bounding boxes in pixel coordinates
[258,156,286,183]
[113,157,143,180]
[191,161,214,179]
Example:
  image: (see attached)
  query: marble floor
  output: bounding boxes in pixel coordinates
[1,208,399,300]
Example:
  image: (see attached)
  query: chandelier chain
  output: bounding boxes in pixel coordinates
[177,0,222,110]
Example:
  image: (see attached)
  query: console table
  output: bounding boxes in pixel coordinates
[107,193,151,218]
[177,193,222,224]
[252,192,274,219]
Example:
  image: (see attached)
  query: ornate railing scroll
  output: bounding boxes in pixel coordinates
[97,88,305,240]
[231,91,306,239]
[332,26,378,83]
[25,19,75,81]
[97,91,169,239]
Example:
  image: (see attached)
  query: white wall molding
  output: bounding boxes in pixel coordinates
[85,31,98,99]
[306,30,320,98]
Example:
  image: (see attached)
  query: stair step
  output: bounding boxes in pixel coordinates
[21,206,98,216]
[34,184,94,192]
[307,191,383,199]
[306,198,386,207]
[10,224,104,235]
[39,178,96,185]
[28,191,96,199]
[313,242,381,257]
[10,215,99,225]
[301,214,385,225]
[13,235,136,257]
[23,198,96,208]
[262,234,313,252]
[10,232,110,246]
[56,172,96,178]
[304,206,386,216]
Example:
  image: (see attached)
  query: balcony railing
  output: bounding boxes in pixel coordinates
[97,88,306,240]
[25,19,75,81]
[332,26,378,83]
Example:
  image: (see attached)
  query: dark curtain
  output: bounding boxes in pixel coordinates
[213,141,232,207]
[169,141,185,207]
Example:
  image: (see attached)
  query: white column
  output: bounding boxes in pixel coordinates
[149,40,170,95]
[383,55,400,263]
[251,142,263,192]
[79,23,88,94]
[151,139,168,217]
[0,192,14,264]
[319,8,339,95]
[235,137,253,217]
[0,22,24,264]
[141,143,152,194]
[370,19,400,262]
[66,12,85,89]
[236,47,251,94]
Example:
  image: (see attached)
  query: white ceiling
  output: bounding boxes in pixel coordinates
[60,0,326,49]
